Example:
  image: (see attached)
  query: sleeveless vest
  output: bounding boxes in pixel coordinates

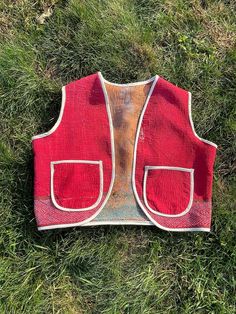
[31,71,218,231]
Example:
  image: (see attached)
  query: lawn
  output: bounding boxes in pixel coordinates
[0,0,235,313]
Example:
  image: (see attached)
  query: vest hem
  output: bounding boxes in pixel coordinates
[37,221,210,231]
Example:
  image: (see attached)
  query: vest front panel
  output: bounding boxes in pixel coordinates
[32,72,218,231]
[32,73,114,229]
[133,77,217,231]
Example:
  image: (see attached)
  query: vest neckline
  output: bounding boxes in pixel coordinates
[97,71,159,119]
[97,71,158,87]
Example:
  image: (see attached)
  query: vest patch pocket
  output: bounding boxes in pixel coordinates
[50,160,103,211]
[143,166,194,217]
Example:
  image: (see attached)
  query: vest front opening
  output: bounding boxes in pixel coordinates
[88,79,155,224]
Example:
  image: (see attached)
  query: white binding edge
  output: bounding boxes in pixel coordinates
[32,86,66,140]
[143,166,194,217]
[50,160,103,212]
[188,91,218,148]
[131,77,210,232]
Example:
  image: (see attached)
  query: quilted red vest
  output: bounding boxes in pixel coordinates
[32,71,218,231]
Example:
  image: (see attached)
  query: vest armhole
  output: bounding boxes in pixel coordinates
[31,86,66,141]
[188,91,218,149]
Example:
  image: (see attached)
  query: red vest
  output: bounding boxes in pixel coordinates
[32,71,218,231]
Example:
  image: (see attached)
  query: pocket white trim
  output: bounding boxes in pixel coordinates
[143,166,194,217]
[50,160,103,212]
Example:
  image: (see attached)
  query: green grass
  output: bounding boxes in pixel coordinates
[0,0,235,313]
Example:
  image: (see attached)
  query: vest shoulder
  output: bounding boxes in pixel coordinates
[64,72,98,89]
[158,76,189,96]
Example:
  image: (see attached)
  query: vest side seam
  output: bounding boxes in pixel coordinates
[31,86,66,140]
[143,166,194,218]
[188,91,218,148]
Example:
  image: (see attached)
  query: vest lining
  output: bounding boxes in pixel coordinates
[93,72,158,224]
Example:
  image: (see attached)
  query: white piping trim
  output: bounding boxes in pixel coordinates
[130,77,209,231]
[188,91,218,148]
[32,86,66,140]
[143,166,194,217]
[50,160,103,212]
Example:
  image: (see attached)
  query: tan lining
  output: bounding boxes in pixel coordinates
[103,82,153,212]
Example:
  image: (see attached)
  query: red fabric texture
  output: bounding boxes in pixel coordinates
[32,72,217,230]
[52,162,101,209]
